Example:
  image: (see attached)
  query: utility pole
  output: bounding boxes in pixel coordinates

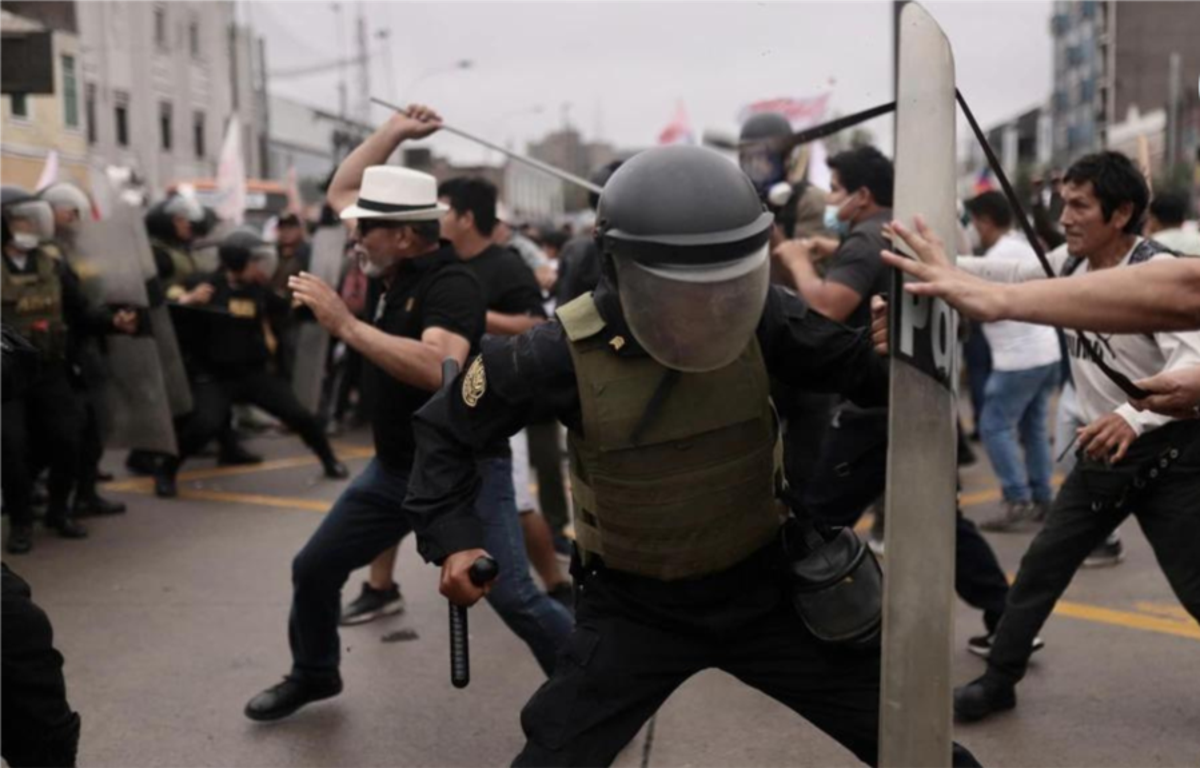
[356,7,370,124]
[333,2,347,120]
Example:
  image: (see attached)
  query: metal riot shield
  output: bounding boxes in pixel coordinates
[133,209,195,420]
[291,225,346,412]
[71,206,181,455]
[880,4,959,766]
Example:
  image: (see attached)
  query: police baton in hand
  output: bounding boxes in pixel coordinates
[438,357,501,689]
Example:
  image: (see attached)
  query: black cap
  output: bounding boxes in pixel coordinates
[277,212,302,227]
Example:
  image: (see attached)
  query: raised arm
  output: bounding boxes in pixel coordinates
[326,104,443,216]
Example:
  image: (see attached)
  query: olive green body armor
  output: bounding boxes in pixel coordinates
[557,293,784,581]
[2,250,68,360]
[152,238,197,299]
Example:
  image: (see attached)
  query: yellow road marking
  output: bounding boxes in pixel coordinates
[172,489,333,512]
[1056,600,1200,641]
[106,447,375,492]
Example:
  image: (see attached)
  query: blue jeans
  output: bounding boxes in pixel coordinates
[289,457,572,680]
[979,363,1060,504]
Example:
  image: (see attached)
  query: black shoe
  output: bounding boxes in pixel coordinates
[322,459,350,480]
[73,494,127,518]
[1083,535,1124,568]
[126,450,161,476]
[45,516,88,539]
[7,524,33,554]
[154,472,178,499]
[97,469,115,483]
[218,445,264,467]
[340,582,405,626]
[954,675,1016,722]
[547,582,574,612]
[245,675,343,722]
[967,632,1044,659]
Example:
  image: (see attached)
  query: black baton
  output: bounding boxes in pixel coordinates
[449,555,499,689]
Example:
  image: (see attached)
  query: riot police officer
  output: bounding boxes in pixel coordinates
[403,147,981,767]
[38,182,127,518]
[154,229,348,498]
[738,111,830,241]
[1,187,138,554]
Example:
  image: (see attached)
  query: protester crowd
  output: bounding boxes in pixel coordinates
[3,96,1199,767]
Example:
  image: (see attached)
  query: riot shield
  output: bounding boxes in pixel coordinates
[291,225,346,412]
[71,206,181,454]
[132,211,195,420]
[880,4,959,767]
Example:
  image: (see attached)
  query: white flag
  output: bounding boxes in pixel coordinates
[215,115,246,225]
[35,150,60,191]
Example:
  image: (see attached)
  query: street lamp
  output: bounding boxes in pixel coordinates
[402,59,474,103]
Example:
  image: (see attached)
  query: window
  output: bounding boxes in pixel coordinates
[160,101,173,152]
[114,91,130,147]
[62,54,79,128]
[11,93,29,119]
[85,83,97,144]
[154,5,167,48]
[193,111,206,159]
[189,17,200,58]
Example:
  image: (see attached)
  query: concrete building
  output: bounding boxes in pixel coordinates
[0,6,90,191]
[1050,0,1200,173]
[528,127,615,212]
[2,1,268,199]
[266,93,371,203]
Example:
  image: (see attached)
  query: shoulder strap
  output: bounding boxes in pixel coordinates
[556,292,606,342]
[1131,239,1181,264]
[1061,254,1085,276]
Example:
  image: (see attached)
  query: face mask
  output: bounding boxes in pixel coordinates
[823,205,849,237]
[11,232,40,252]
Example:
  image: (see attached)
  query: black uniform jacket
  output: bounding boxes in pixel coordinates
[403,281,890,565]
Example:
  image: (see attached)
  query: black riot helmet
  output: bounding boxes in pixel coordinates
[587,160,624,211]
[219,228,278,278]
[596,145,774,373]
[738,112,794,198]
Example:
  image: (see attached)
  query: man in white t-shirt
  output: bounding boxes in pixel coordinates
[965,192,1063,531]
[942,152,1200,723]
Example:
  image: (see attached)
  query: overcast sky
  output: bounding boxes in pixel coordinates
[253,0,1053,166]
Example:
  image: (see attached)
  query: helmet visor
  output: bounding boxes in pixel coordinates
[738,147,784,196]
[614,245,770,373]
[6,200,56,241]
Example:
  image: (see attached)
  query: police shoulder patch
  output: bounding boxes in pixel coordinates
[462,356,486,408]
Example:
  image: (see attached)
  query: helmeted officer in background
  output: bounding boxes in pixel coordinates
[154,229,348,498]
[1,187,138,554]
[738,111,830,242]
[146,194,206,299]
[38,182,127,519]
[403,147,981,767]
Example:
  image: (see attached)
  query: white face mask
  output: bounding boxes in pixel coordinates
[11,232,40,252]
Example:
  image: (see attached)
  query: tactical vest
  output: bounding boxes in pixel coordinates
[1,251,68,360]
[557,293,784,581]
[153,238,198,297]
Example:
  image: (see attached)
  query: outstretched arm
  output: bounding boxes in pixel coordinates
[883,218,1200,333]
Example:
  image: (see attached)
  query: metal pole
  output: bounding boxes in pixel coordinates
[370,96,603,195]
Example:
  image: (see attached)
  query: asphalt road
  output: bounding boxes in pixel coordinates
[4,428,1198,767]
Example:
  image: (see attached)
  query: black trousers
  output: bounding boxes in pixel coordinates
[1,363,83,525]
[802,408,1010,629]
[988,421,1200,684]
[1,564,81,768]
[174,369,334,470]
[513,546,981,768]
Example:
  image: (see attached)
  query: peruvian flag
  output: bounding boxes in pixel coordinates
[658,101,695,146]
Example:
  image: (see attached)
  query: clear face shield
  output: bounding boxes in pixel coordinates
[738,147,786,199]
[5,199,56,249]
[613,244,770,373]
[247,245,279,282]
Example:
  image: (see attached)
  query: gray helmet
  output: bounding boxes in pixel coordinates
[39,182,92,218]
[586,160,624,211]
[597,146,773,373]
[2,185,55,245]
[738,112,794,198]
[219,227,277,277]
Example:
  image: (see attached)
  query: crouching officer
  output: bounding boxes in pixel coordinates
[404,147,981,767]
[154,229,348,497]
[2,187,138,554]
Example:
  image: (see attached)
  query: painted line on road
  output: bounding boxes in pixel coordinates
[106,447,375,492]
[1055,599,1200,641]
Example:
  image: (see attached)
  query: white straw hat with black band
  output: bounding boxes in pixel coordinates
[339,166,448,222]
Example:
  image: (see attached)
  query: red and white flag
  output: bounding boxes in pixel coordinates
[35,150,60,191]
[215,115,246,225]
[657,101,695,146]
[285,164,303,215]
[738,94,831,131]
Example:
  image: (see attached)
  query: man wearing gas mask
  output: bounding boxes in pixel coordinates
[403,146,982,767]
[153,229,348,498]
[2,187,138,554]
